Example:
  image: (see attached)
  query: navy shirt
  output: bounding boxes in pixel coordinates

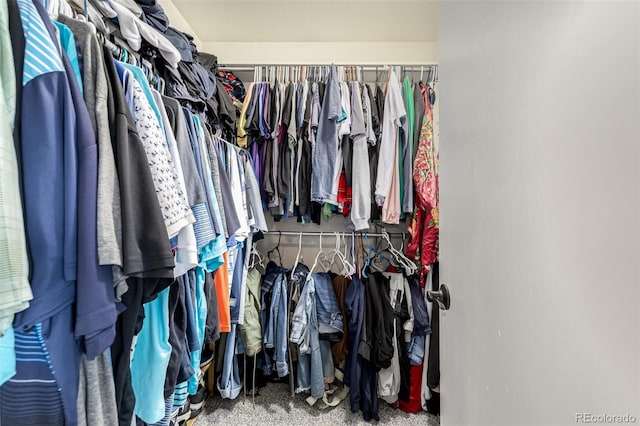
[14,0,79,330]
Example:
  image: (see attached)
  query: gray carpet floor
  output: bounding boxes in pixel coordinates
[198,382,440,425]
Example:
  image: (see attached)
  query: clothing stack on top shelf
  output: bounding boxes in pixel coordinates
[0,0,265,425]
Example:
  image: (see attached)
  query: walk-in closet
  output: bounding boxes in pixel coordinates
[0,1,638,426]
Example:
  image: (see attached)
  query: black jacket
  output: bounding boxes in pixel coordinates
[103,45,174,284]
[359,271,394,370]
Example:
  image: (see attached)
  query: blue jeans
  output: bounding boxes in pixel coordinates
[229,242,245,324]
[290,276,324,398]
[344,277,364,403]
[320,340,334,381]
[312,273,343,338]
[263,272,289,377]
[407,335,425,366]
[259,266,275,375]
[217,324,241,399]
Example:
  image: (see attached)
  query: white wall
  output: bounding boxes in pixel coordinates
[199,41,438,66]
[157,0,438,65]
[439,2,640,425]
[157,0,202,47]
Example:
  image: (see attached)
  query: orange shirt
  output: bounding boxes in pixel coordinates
[215,251,231,333]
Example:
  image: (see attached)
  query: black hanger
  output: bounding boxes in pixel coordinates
[267,231,283,266]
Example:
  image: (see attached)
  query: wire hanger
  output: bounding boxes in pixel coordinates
[319,232,333,272]
[381,230,417,275]
[339,233,356,278]
[310,232,331,273]
[326,232,351,277]
[369,231,393,272]
[291,232,304,274]
[359,234,368,279]
[361,233,374,278]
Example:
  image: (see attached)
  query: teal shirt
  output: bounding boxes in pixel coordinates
[402,77,416,217]
[53,21,83,94]
[131,287,172,423]
[403,76,415,160]
[0,327,16,385]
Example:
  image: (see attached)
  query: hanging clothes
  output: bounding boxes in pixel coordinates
[290,272,324,398]
[0,0,30,344]
[1,0,445,419]
[311,64,341,202]
[0,2,269,424]
[408,83,439,277]
[402,76,415,214]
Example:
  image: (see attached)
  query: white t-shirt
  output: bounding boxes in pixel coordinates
[375,70,406,206]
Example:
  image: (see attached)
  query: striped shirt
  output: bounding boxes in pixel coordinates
[0,0,31,336]
[0,325,65,425]
[19,0,64,85]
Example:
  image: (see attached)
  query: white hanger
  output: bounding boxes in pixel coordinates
[310,232,331,273]
[339,233,356,278]
[337,233,352,277]
[319,233,333,272]
[309,233,324,274]
[381,230,417,275]
[326,232,350,277]
[249,242,265,270]
[350,232,357,273]
[291,232,303,274]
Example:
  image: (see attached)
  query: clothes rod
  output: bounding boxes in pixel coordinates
[264,231,406,238]
[219,65,437,72]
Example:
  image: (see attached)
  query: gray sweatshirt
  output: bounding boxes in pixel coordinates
[350,82,371,231]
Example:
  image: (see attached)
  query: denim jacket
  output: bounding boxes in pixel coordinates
[261,262,289,377]
[290,275,324,398]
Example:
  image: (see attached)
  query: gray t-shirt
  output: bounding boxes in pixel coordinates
[59,16,122,268]
[311,64,341,201]
[163,96,206,207]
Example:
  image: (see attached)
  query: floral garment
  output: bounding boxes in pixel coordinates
[407,84,439,279]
